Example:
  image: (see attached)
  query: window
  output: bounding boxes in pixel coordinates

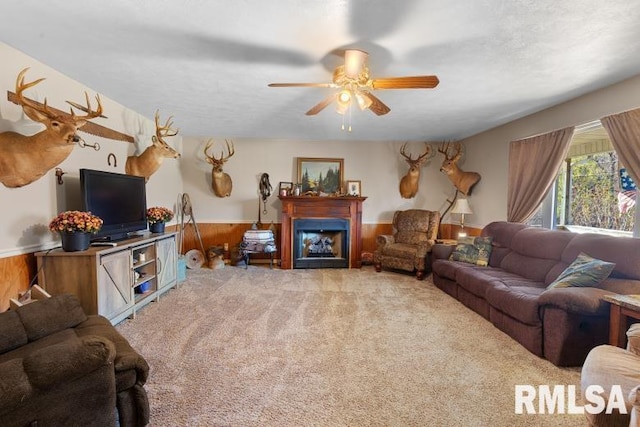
[528,122,637,235]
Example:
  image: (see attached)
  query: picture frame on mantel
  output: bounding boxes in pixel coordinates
[278,181,293,196]
[346,180,362,197]
[297,157,344,194]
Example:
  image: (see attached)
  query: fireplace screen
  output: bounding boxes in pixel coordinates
[293,218,349,268]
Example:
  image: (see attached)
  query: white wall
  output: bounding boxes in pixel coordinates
[4,39,640,256]
[180,137,458,225]
[0,42,183,256]
[460,74,640,229]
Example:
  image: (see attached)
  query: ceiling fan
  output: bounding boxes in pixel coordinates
[268,49,439,117]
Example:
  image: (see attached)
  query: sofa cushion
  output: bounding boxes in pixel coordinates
[562,233,640,280]
[17,294,87,342]
[500,252,564,282]
[547,252,616,289]
[457,267,542,299]
[380,242,423,259]
[485,282,546,325]
[510,227,575,260]
[498,227,575,281]
[538,287,611,315]
[431,259,475,281]
[23,335,115,390]
[455,269,502,299]
[0,329,77,365]
[0,311,28,354]
[449,236,493,266]
[75,316,149,386]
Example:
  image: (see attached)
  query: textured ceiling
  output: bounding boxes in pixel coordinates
[2,0,640,142]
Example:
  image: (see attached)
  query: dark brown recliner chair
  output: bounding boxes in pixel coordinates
[0,294,150,426]
[374,209,440,279]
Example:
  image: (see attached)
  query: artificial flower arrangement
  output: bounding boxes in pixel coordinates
[146,206,174,224]
[49,210,103,234]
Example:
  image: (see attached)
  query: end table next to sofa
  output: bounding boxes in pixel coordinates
[603,294,640,348]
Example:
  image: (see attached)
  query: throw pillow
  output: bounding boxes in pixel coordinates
[449,236,493,266]
[547,252,616,289]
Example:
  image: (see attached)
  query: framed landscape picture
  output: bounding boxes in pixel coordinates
[297,158,344,194]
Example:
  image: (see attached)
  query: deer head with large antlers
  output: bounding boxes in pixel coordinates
[399,143,431,199]
[203,139,235,197]
[437,142,481,196]
[125,110,180,182]
[0,68,103,188]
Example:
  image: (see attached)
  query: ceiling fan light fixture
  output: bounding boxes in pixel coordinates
[338,89,351,104]
[335,89,352,114]
[344,49,368,78]
[355,91,373,110]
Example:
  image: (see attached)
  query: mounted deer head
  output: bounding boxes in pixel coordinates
[203,139,235,197]
[125,110,180,182]
[399,143,431,199]
[0,68,103,188]
[437,142,481,196]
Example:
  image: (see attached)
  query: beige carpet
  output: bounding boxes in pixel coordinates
[116,266,585,426]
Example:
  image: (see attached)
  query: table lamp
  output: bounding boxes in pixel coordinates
[451,198,473,238]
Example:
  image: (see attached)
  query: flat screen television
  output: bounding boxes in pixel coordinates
[80,168,148,241]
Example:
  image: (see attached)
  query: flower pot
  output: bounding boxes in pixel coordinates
[60,231,91,252]
[149,222,165,233]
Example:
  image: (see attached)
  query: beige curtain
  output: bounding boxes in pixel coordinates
[507,127,574,222]
[601,108,640,186]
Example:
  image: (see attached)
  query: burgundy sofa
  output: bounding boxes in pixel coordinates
[431,221,640,366]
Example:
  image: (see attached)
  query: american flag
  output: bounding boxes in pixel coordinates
[618,168,637,213]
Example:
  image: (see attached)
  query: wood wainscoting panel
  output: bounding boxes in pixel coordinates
[362,223,393,254]
[0,253,37,312]
[1,221,485,311]
[179,223,281,263]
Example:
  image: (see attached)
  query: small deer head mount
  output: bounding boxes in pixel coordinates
[203,139,235,197]
[125,110,180,182]
[399,143,431,199]
[437,142,481,196]
[0,68,103,188]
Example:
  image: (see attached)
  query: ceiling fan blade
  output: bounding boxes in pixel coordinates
[361,91,391,116]
[371,75,440,89]
[306,93,337,116]
[268,82,338,88]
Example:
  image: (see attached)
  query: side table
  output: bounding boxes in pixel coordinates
[239,229,277,269]
[435,239,458,245]
[603,294,640,347]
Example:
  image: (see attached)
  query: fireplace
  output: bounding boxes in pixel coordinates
[293,218,349,268]
[279,196,366,269]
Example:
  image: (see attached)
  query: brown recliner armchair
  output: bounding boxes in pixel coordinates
[0,293,150,426]
[374,209,440,279]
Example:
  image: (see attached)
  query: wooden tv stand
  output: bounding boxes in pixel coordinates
[35,232,178,325]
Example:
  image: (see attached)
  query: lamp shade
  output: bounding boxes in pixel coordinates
[451,198,473,215]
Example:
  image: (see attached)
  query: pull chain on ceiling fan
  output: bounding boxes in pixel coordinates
[268,49,439,129]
